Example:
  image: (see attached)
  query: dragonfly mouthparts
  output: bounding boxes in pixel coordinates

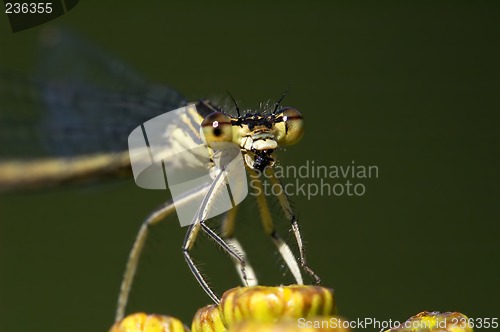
[252,150,275,171]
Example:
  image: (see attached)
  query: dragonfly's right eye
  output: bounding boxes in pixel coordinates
[201,112,234,147]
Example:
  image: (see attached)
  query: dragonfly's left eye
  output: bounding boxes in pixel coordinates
[201,112,233,147]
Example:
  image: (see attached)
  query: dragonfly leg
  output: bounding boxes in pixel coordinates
[268,169,322,285]
[182,165,248,303]
[289,216,321,284]
[115,200,176,322]
[221,206,258,286]
[182,222,220,304]
[183,217,254,302]
[116,185,209,322]
[182,165,239,304]
[199,220,251,287]
[249,170,304,284]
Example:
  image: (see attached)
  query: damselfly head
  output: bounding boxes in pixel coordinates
[200,106,304,171]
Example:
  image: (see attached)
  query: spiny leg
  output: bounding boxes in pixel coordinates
[220,206,258,286]
[115,200,175,322]
[182,165,249,303]
[115,186,209,322]
[183,221,250,300]
[182,222,221,303]
[268,168,321,284]
[249,169,304,284]
[199,222,249,284]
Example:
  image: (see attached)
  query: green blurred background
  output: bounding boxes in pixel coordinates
[0,1,499,331]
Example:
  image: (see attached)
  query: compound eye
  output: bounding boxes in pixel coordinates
[201,112,233,147]
[276,107,304,145]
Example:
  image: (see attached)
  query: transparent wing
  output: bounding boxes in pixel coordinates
[0,27,186,159]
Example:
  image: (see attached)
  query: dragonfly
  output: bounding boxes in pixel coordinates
[0,27,321,322]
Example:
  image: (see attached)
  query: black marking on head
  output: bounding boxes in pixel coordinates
[202,98,290,132]
[233,113,279,130]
